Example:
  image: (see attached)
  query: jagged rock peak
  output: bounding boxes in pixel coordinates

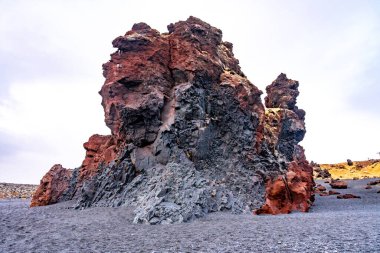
[265,73,305,120]
[265,73,299,109]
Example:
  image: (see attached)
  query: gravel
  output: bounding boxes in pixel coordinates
[0,178,379,253]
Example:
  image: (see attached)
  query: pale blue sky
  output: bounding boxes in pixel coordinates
[1,0,379,183]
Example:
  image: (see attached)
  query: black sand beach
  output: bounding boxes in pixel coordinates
[1,179,379,253]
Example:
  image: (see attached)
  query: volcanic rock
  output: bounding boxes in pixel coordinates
[328,190,340,195]
[315,185,327,192]
[265,73,305,120]
[30,164,72,207]
[330,180,348,189]
[337,194,361,199]
[31,17,314,223]
[347,159,353,166]
[367,180,380,186]
[79,134,117,184]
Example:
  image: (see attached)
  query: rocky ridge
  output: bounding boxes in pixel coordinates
[31,17,314,223]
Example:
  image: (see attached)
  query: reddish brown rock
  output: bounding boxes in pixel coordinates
[78,134,117,184]
[265,73,305,120]
[337,194,361,199]
[328,190,340,195]
[30,164,72,207]
[367,180,380,186]
[330,180,348,189]
[315,184,327,192]
[255,160,314,214]
[365,185,372,190]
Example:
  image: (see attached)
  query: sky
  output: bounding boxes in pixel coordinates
[1,0,380,184]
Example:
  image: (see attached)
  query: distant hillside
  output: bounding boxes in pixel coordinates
[319,159,380,179]
[0,183,38,199]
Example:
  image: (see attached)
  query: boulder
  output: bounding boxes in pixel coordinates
[315,185,327,192]
[337,194,361,199]
[330,180,348,189]
[328,190,340,195]
[367,180,380,186]
[30,164,72,207]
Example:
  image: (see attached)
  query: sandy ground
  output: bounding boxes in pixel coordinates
[1,179,379,253]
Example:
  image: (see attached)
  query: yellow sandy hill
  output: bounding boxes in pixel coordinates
[320,160,380,179]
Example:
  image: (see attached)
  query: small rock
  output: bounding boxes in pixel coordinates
[337,194,361,199]
[365,186,372,190]
[328,190,340,195]
[315,185,326,192]
[367,180,380,186]
[347,159,353,166]
[330,180,348,189]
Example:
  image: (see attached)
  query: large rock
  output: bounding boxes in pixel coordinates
[31,17,314,223]
[330,180,348,189]
[30,164,72,207]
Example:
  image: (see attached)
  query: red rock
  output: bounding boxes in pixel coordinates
[367,180,380,185]
[78,134,117,185]
[30,164,72,207]
[337,194,361,199]
[255,160,315,215]
[255,73,314,215]
[328,190,340,195]
[330,180,348,189]
[315,185,327,192]
[264,73,305,120]
[100,16,259,146]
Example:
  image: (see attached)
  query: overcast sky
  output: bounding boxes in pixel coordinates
[1,0,379,184]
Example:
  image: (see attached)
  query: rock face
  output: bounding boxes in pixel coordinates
[31,17,314,223]
[79,134,117,185]
[30,164,72,207]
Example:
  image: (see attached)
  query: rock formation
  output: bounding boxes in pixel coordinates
[31,17,314,223]
[31,164,72,207]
